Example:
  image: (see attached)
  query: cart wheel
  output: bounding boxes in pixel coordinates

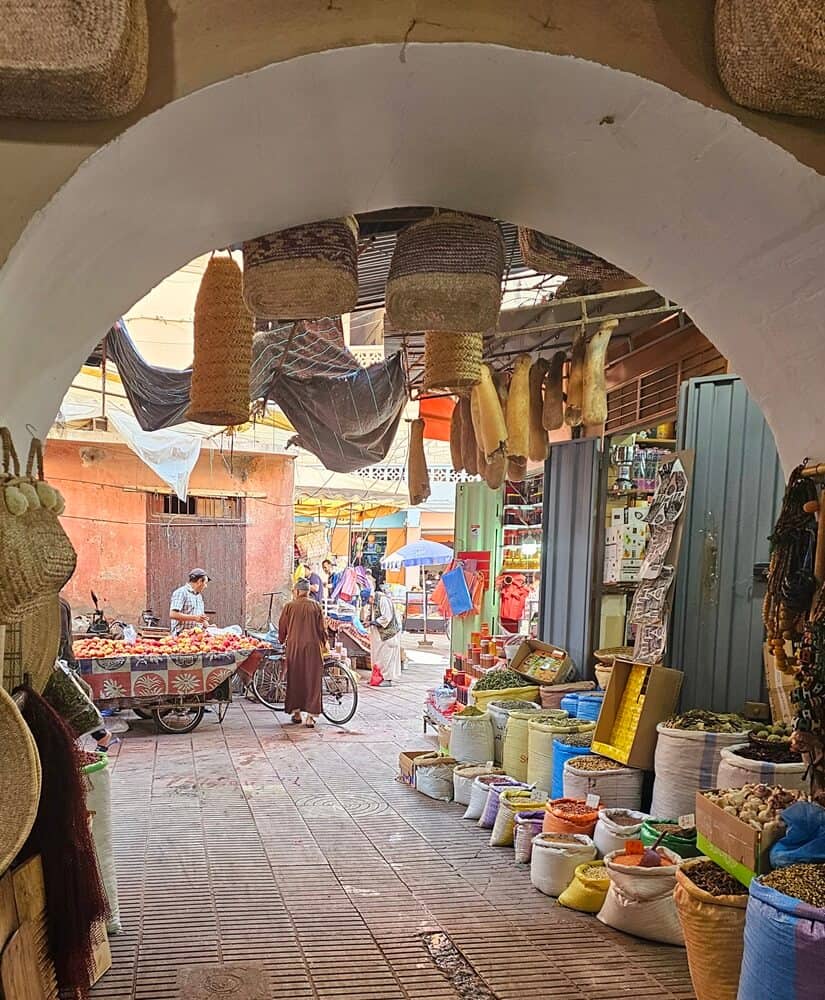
[152,706,205,734]
[321,662,358,726]
[251,657,286,711]
[132,708,153,720]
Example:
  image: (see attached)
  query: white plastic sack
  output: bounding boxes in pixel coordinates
[593,809,649,858]
[463,775,516,820]
[597,847,683,945]
[717,744,809,793]
[651,724,751,819]
[107,407,200,501]
[453,764,501,806]
[563,760,644,811]
[449,712,495,764]
[85,761,121,934]
[415,761,456,802]
[488,700,539,765]
[530,833,597,897]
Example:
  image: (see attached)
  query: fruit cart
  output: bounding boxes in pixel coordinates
[73,631,271,734]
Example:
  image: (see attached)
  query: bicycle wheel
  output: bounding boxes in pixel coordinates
[251,656,287,711]
[321,661,358,726]
[152,706,205,734]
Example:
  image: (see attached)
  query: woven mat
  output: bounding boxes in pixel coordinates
[177,963,268,998]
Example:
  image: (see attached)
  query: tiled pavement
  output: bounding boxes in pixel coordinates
[92,645,696,1000]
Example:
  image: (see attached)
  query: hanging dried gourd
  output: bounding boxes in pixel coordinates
[471,364,507,459]
[543,351,566,431]
[484,449,506,490]
[459,396,479,476]
[564,330,586,427]
[582,319,617,426]
[408,418,431,506]
[506,354,531,459]
[186,254,253,426]
[450,399,465,472]
[508,457,527,483]
[529,358,551,462]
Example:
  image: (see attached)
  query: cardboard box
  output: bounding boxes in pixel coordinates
[398,750,436,786]
[695,790,785,885]
[591,658,683,769]
[510,638,573,685]
[619,559,643,582]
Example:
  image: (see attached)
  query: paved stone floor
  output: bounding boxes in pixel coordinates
[92,642,695,1000]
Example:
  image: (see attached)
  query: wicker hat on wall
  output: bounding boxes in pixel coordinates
[242,217,360,320]
[715,0,825,119]
[518,228,630,281]
[386,213,506,333]
[186,254,254,427]
[422,331,483,392]
[0,686,41,877]
[0,0,149,121]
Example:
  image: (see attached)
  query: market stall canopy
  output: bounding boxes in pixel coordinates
[104,319,407,473]
[381,540,454,568]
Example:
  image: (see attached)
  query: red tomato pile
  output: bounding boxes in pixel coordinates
[73,631,266,660]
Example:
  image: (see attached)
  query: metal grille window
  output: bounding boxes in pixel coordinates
[151,494,244,521]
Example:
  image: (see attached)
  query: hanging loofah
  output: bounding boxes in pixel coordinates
[422,331,483,392]
[408,419,431,506]
[186,255,254,427]
[242,218,359,320]
[386,212,505,332]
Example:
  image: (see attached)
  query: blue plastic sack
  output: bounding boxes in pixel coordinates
[738,878,825,999]
[441,566,473,616]
[770,801,825,869]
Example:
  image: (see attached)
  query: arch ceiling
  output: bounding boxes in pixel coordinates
[0,43,823,469]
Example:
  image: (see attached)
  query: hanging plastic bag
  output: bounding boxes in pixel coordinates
[770,801,825,868]
[441,565,473,616]
[369,665,384,687]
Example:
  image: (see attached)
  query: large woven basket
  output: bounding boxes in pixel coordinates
[186,255,254,427]
[422,332,483,392]
[1,598,61,696]
[242,217,359,320]
[715,0,825,118]
[518,228,629,281]
[0,0,148,121]
[0,431,76,625]
[386,213,505,332]
[0,686,42,877]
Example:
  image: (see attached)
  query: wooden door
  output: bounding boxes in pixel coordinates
[146,494,246,629]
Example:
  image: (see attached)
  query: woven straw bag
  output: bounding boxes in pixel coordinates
[186,255,254,427]
[0,686,42,877]
[715,0,825,118]
[0,0,148,121]
[242,217,359,320]
[0,431,76,624]
[386,213,505,332]
[422,332,483,391]
[518,228,629,281]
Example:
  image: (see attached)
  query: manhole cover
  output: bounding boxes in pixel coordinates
[293,792,389,817]
[177,963,268,998]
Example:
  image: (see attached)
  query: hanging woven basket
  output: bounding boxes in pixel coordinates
[715,0,825,119]
[186,255,254,427]
[386,213,505,332]
[518,228,629,281]
[0,0,149,121]
[422,332,483,392]
[242,217,359,320]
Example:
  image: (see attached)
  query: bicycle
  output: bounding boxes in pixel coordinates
[251,652,359,726]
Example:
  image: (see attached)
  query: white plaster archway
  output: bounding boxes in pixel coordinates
[1,43,824,468]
